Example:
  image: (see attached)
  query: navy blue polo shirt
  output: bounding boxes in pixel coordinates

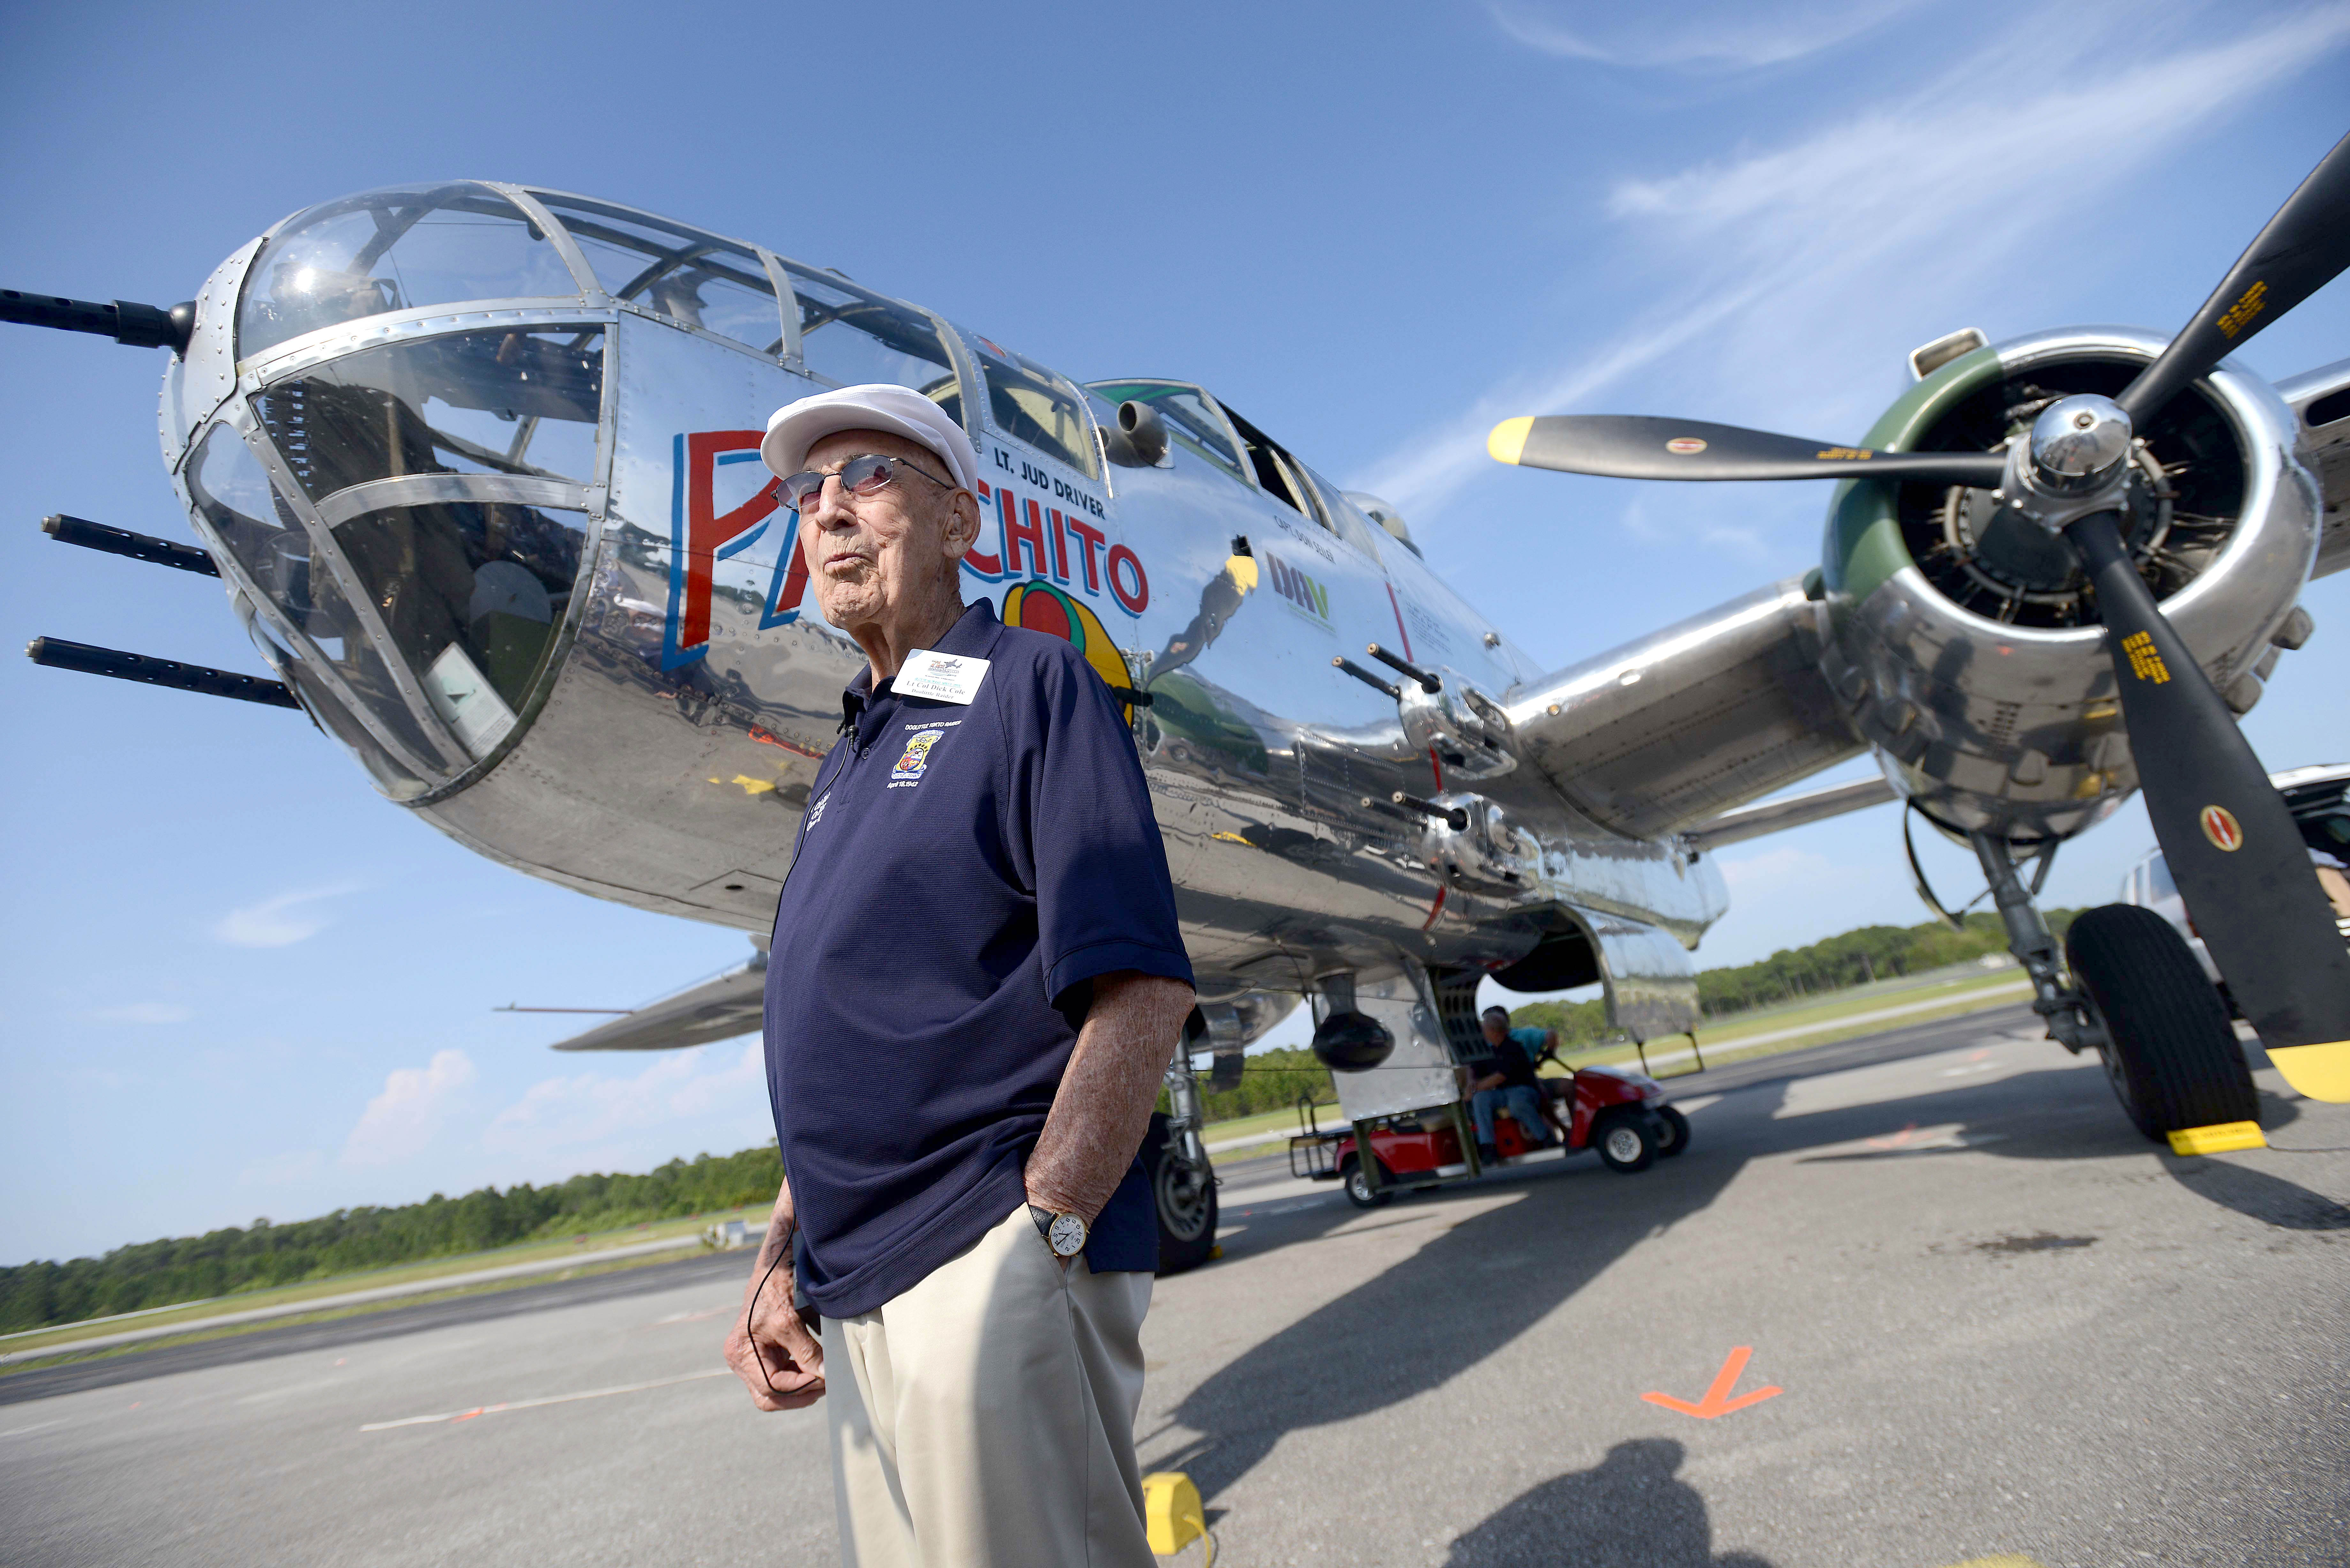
[763,598,1193,1318]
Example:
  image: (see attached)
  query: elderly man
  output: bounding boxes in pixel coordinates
[1469,1005,1561,1161]
[722,383,1196,1568]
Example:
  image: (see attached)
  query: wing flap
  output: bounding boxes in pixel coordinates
[549,953,767,1051]
[1501,578,1864,841]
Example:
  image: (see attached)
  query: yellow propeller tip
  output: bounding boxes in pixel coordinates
[2267,1040,2350,1102]
[1488,417,1534,465]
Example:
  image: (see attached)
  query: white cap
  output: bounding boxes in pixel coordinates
[760,383,979,493]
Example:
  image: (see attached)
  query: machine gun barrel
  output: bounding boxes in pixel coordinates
[1365,642,1441,693]
[26,637,299,709]
[0,290,193,352]
[1332,655,1402,700]
[43,514,219,576]
[1391,791,1470,831]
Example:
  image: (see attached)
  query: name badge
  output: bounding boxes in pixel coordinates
[896,649,990,705]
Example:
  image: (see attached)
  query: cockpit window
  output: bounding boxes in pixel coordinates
[531,194,785,357]
[1085,381,1246,481]
[253,328,603,502]
[184,425,450,774]
[781,265,965,421]
[333,500,589,758]
[1218,402,1322,524]
[1300,463,1390,557]
[239,183,581,358]
[972,338,1098,479]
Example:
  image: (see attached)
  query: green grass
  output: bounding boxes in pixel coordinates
[1552,965,2032,1074]
[1,1207,769,1358]
[0,1247,716,1379]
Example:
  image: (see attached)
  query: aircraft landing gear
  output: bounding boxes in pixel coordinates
[2066,904,2258,1139]
[1969,832,2254,1141]
[1148,1052,1220,1273]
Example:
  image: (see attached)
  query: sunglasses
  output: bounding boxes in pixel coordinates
[780,452,953,512]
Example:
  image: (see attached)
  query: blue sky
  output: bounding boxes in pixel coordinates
[3,0,2346,1264]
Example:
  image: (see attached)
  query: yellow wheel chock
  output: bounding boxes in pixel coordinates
[1142,1470,1211,1562]
[2166,1120,2268,1155]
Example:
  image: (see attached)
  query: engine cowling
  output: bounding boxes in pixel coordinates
[1818,327,2319,844]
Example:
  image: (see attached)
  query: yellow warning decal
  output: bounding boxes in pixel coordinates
[1816,447,1873,460]
[2119,629,2169,683]
[1487,418,1533,465]
[2268,1040,2350,1103]
[2216,279,2267,339]
[2166,1120,2267,1155]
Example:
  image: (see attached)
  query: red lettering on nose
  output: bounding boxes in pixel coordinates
[1006,497,1049,577]
[964,481,1002,574]
[1065,516,1106,591]
[1108,544,1149,614]
[678,431,778,659]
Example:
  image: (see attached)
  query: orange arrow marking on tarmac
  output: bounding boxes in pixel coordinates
[1642,1346,1782,1420]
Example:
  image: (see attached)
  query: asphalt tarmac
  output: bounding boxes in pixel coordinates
[4,1003,2345,1567]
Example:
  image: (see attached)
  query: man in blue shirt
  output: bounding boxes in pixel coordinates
[721,385,1195,1568]
[1471,1005,1562,1161]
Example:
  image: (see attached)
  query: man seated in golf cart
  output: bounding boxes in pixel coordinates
[1469,1006,1563,1161]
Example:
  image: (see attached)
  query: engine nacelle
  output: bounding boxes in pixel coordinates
[1819,327,2320,844]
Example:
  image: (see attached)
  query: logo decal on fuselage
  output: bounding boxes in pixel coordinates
[1261,550,1330,623]
[1002,581,1140,720]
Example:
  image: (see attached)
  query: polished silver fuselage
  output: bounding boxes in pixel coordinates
[159,183,2349,1073]
[162,182,1727,1042]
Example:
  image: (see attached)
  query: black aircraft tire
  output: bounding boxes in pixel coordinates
[1142,1112,1219,1274]
[1339,1153,1394,1209]
[2065,904,2257,1142]
[1594,1111,1658,1173]
[1654,1104,1692,1158]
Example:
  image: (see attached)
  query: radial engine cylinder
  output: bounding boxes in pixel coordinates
[1817,327,2319,843]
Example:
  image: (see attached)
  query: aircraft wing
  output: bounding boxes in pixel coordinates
[549,953,766,1051]
[2280,356,2350,579]
[1502,577,1867,842]
[1681,775,1899,851]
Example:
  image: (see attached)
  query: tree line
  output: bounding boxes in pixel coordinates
[1,1144,783,1335]
[1682,910,2069,1020]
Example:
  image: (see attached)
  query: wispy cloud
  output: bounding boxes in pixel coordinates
[1359,2,2350,524]
[214,883,362,948]
[90,1002,192,1024]
[1486,0,1929,71]
[486,1042,766,1158]
[343,1049,476,1167]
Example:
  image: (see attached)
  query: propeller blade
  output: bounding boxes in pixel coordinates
[1489,415,2006,486]
[2118,130,2350,426]
[2064,511,2350,1097]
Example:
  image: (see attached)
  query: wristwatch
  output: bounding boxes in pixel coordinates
[1029,1204,1087,1258]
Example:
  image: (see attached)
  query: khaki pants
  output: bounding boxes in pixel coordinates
[822,1202,1156,1568]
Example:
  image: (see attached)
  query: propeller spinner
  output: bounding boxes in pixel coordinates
[1491,131,2350,1098]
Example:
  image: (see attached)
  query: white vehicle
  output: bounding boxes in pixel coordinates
[2121,763,2350,999]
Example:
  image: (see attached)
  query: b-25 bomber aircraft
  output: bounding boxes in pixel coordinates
[9,132,2350,1267]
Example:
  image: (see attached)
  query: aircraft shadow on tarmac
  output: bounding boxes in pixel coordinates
[1157,1058,2346,1508]
[1443,1439,1772,1568]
